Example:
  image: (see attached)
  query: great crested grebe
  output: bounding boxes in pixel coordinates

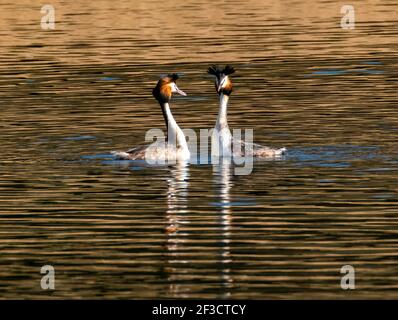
[208,65,286,158]
[112,74,190,161]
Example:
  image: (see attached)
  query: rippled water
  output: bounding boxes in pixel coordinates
[1,0,398,299]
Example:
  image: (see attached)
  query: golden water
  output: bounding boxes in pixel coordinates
[0,0,398,298]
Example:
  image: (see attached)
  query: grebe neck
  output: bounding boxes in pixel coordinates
[163,102,189,152]
[216,94,229,130]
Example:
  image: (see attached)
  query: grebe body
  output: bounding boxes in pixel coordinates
[208,65,286,158]
[112,74,189,161]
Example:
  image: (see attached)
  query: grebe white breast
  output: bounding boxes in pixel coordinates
[208,65,286,158]
[112,74,190,161]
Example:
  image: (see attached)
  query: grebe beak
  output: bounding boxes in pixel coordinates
[217,75,227,93]
[174,84,187,96]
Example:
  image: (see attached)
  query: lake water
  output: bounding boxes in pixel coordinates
[0,0,398,299]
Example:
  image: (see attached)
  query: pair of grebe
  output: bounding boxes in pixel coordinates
[112,66,286,161]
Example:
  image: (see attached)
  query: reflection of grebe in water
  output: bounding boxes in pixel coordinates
[213,158,233,297]
[164,161,190,296]
[165,161,189,234]
[162,160,234,297]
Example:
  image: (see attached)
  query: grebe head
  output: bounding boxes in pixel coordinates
[152,73,187,104]
[207,65,235,96]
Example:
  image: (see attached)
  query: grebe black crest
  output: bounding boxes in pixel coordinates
[207,65,235,78]
[208,65,235,96]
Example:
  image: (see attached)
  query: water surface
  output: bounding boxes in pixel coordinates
[0,0,398,299]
